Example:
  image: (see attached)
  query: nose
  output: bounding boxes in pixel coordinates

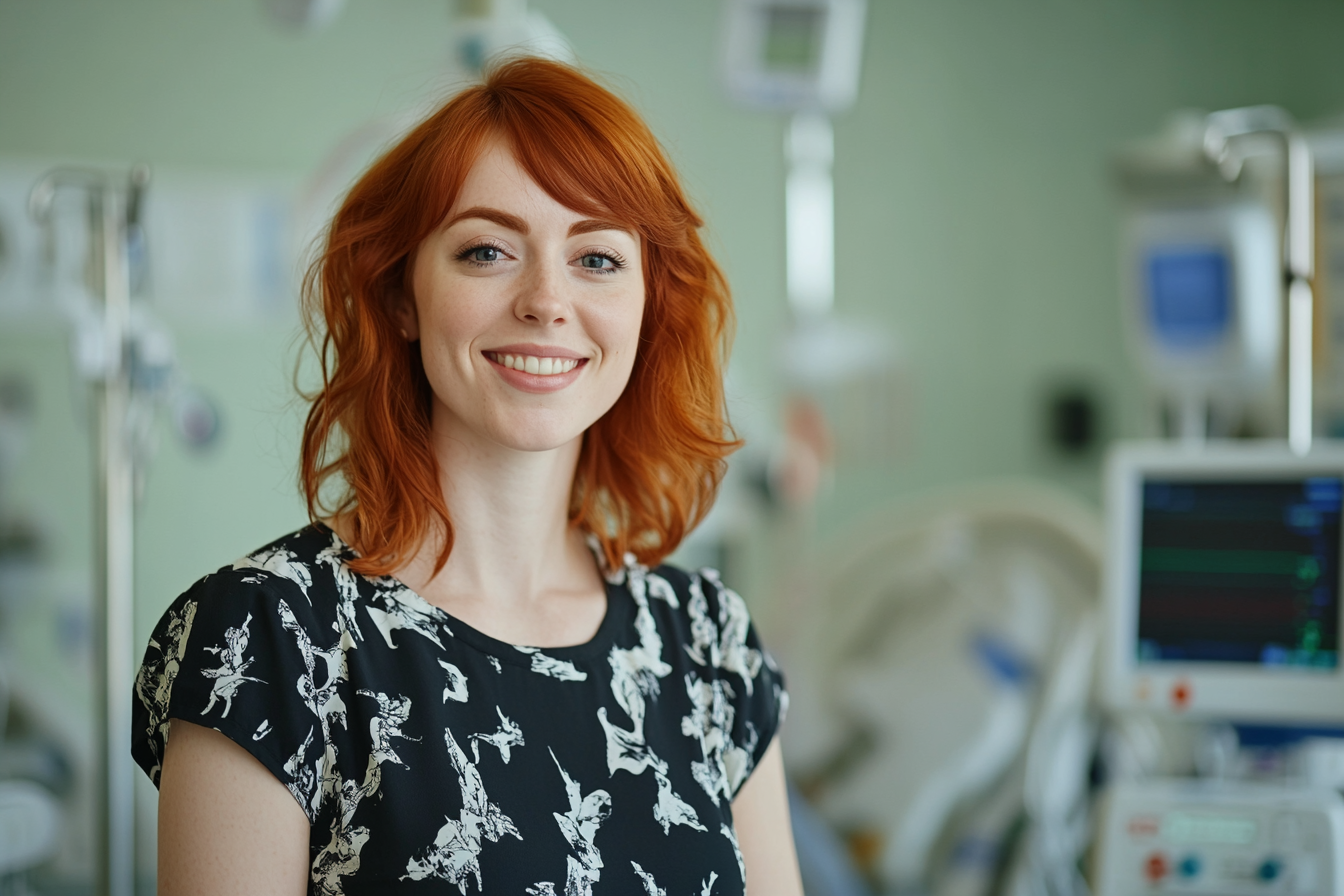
[513,259,570,326]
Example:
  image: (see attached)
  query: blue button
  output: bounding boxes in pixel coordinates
[1178,855,1201,878]
[1258,859,1282,881]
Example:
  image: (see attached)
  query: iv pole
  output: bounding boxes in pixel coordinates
[1203,106,1316,455]
[30,166,148,896]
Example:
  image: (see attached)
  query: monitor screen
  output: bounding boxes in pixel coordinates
[1105,443,1344,723]
[1145,247,1232,349]
[761,6,826,73]
[1137,478,1341,670]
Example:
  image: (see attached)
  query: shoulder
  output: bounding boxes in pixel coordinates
[133,526,352,792]
[610,557,780,695]
[137,525,359,700]
[177,524,364,626]
[601,554,729,614]
[147,525,346,655]
[618,559,789,796]
[671,565,769,681]
[220,524,346,602]
[634,561,750,631]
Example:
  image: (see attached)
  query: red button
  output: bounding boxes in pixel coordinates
[1145,852,1169,882]
[1171,680,1191,710]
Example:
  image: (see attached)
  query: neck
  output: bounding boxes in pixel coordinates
[401,409,591,608]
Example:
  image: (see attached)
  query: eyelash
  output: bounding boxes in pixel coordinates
[452,241,627,274]
[576,249,627,274]
[455,240,511,268]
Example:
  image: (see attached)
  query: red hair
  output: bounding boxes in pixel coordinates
[301,56,739,576]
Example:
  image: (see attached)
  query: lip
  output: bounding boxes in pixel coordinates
[483,349,588,394]
[484,343,588,361]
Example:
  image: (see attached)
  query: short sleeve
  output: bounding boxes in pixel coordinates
[700,571,789,798]
[131,569,326,820]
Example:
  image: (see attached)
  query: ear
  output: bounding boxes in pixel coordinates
[392,290,420,342]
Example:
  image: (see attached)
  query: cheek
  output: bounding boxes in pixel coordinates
[418,286,491,356]
[593,301,646,411]
[603,292,647,365]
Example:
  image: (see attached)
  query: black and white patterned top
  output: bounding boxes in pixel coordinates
[132,524,787,896]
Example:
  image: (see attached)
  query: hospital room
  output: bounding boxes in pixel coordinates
[5,1,1344,894]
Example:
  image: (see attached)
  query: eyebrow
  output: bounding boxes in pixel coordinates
[445,206,634,239]
[567,218,634,239]
[446,206,528,234]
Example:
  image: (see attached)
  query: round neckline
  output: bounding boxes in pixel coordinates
[313,523,629,665]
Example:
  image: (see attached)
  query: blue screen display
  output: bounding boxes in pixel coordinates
[1146,249,1232,348]
[1137,478,1341,668]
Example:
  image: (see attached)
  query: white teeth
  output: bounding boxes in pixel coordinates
[488,352,580,376]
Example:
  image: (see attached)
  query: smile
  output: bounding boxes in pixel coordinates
[485,352,583,376]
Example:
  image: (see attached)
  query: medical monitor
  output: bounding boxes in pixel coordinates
[1121,204,1280,397]
[720,0,867,112]
[1104,442,1344,723]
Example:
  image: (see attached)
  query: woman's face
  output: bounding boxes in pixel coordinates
[403,140,645,454]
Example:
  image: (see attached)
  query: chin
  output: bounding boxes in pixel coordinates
[486,418,588,454]
[502,434,580,453]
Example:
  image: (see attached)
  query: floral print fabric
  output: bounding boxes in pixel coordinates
[132,525,786,896]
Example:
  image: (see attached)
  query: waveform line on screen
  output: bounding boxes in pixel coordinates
[1141,547,1321,579]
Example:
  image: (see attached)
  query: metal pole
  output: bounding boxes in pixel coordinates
[785,112,835,318]
[1285,133,1315,456]
[87,181,136,896]
[1204,107,1316,455]
[30,167,141,896]
[102,185,136,896]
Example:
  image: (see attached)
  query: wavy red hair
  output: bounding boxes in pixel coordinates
[301,57,739,576]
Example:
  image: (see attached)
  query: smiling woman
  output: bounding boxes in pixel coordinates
[131,57,801,896]
[305,57,739,581]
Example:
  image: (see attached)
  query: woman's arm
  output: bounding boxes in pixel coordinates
[157,719,310,896]
[732,737,804,896]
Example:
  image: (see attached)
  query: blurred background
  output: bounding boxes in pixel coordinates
[5,1,1344,894]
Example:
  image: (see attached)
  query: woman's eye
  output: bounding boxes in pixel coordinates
[579,254,615,270]
[469,246,501,263]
